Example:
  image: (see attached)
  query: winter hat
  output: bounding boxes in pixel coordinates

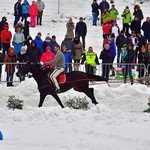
[45,46,51,51]
[120,30,124,34]
[52,35,56,39]
[69,18,72,22]
[104,44,110,50]
[20,46,27,55]
[123,44,127,47]
[46,33,50,38]
[2,16,7,21]
[37,32,42,36]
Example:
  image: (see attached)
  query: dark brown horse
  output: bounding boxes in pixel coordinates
[16,63,107,108]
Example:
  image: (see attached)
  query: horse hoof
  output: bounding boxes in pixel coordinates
[143,108,150,113]
[93,102,99,105]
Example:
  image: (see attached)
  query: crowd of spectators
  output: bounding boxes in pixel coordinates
[0,0,150,86]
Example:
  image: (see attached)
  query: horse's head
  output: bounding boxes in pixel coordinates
[16,62,31,77]
[16,62,44,79]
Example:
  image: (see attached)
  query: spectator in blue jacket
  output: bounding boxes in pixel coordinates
[21,0,30,25]
[34,32,43,53]
[98,0,110,25]
[75,17,87,50]
[49,35,59,54]
[61,34,74,72]
[61,44,72,73]
[108,37,116,76]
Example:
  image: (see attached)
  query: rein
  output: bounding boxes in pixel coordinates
[38,78,103,90]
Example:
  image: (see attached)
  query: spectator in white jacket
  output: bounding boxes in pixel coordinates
[110,21,120,41]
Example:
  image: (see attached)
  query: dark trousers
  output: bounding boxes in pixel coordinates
[14,15,21,26]
[122,23,130,36]
[79,35,85,49]
[85,64,95,74]
[6,73,14,86]
[144,35,150,42]
[138,68,145,78]
[2,43,10,56]
[102,64,110,80]
[21,14,28,25]
[117,47,121,67]
[68,58,72,72]
[123,64,133,79]
[37,11,43,25]
[135,47,140,63]
[0,64,2,79]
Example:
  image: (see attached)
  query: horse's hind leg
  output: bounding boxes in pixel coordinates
[52,94,65,108]
[84,88,98,105]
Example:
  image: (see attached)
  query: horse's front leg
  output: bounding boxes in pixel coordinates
[52,94,65,108]
[38,92,47,107]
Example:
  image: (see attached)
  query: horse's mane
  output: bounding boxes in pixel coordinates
[30,64,48,84]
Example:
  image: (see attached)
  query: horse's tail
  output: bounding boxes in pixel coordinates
[86,73,107,82]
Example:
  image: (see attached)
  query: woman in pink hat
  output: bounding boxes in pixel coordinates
[40,46,55,72]
[29,1,38,27]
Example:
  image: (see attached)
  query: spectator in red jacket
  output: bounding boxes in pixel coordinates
[1,24,12,56]
[102,20,112,37]
[40,46,55,72]
[0,16,8,51]
[29,1,38,27]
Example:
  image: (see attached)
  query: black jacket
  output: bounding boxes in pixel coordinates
[138,51,150,67]
[99,49,112,63]
[133,9,143,21]
[75,21,87,37]
[130,20,141,34]
[142,21,150,36]
[14,2,22,16]
[26,41,42,63]
[91,2,99,15]
[123,50,135,63]
[116,35,128,49]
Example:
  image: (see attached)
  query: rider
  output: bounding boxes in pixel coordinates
[45,44,65,93]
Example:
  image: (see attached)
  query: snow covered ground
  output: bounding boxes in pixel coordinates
[0,0,150,150]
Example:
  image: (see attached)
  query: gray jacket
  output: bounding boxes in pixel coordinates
[12,33,25,44]
[47,50,65,69]
[36,0,45,12]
